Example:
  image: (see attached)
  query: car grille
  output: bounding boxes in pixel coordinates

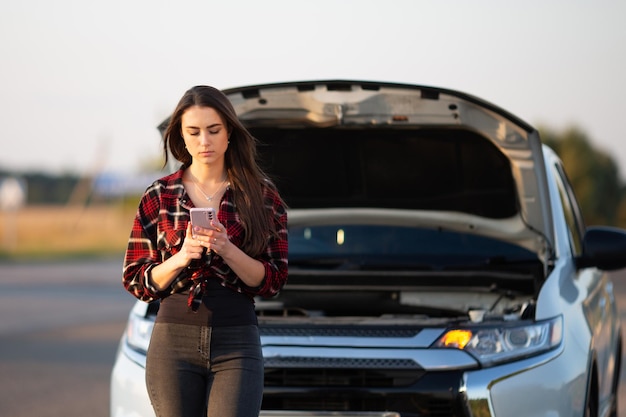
[262,392,456,417]
[263,398,454,416]
[260,326,421,338]
[263,365,465,416]
[265,366,423,387]
[264,357,420,371]
[260,325,466,416]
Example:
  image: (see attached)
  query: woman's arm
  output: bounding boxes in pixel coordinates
[149,223,207,291]
[204,223,267,287]
[123,179,199,301]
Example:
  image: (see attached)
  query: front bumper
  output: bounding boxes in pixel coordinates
[261,343,584,417]
[111,338,584,417]
[464,343,586,417]
[110,341,155,417]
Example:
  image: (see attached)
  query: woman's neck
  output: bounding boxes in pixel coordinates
[188,163,227,185]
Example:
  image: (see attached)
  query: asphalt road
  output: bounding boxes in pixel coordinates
[0,260,626,417]
[0,259,134,417]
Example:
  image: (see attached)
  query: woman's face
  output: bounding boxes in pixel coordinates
[181,105,229,166]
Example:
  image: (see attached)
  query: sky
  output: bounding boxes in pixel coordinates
[1,0,625,179]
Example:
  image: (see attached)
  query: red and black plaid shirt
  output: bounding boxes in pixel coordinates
[122,168,288,303]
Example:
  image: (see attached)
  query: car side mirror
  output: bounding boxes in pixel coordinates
[576,226,626,271]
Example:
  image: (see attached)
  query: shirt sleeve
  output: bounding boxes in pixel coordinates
[122,184,167,302]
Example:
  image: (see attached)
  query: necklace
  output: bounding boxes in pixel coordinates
[190,175,228,202]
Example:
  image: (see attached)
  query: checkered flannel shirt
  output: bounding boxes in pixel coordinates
[122,168,288,302]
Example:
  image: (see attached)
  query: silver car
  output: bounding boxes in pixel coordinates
[111,80,626,417]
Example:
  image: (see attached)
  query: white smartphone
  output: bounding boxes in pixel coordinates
[190,207,216,237]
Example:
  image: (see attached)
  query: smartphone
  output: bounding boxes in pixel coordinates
[190,207,216,237]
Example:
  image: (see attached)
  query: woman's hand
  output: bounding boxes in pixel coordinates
[149,223,205,291]
[193,219,232,255]
[193,218,265,288]
[173,223,206,267]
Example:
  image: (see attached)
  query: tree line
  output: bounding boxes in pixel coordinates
[0,171,80,205]
[540,126,626,228]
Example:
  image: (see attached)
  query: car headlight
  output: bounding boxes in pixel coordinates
[433,316,562,366]
[125,306,155,354]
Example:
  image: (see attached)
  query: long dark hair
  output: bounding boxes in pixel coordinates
[163,85,283,256]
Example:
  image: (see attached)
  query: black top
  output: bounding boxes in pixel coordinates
[155,278,257,327]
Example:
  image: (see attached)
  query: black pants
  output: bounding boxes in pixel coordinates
[146,323,264,417]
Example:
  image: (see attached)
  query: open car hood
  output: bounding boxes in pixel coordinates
[163,80,554,264]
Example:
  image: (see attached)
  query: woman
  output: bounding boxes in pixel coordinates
[122,85,288,417]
